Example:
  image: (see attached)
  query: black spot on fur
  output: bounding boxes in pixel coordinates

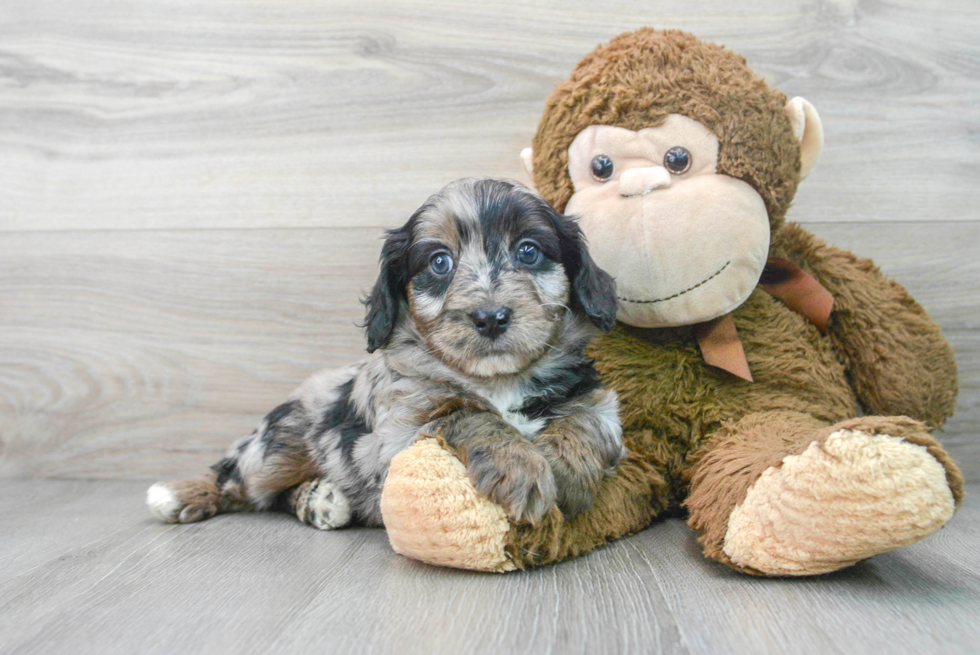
[315,378,370,465]
[212,455,243,487]
[519,358,603,420]
[550,212,618,332]
[260,400,307,455]
[473,179,562,264]
[363,219,414,353]
[265,401,298,429]
[412,271,453,298]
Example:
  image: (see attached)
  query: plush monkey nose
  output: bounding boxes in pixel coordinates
[618,166,672,197]
[470,307,512,340]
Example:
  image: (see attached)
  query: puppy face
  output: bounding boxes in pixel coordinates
[364,178,617,378]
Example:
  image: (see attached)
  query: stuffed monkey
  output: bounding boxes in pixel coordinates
[379,28,963,575]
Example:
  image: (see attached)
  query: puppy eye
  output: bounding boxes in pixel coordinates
[664,146,692,174]
[591,154,614,182]
[516,241,541,266]
[429,252,454,275]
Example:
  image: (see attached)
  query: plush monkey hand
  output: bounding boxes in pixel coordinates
[380,436,660,572]
[380,436,519,572]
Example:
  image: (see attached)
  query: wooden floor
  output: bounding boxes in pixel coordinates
[1,0,979,652]
[1,479,979,655]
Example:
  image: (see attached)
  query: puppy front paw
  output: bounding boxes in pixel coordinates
[535,444,606,521]
[552,472,601,521]
[465,440,557,525]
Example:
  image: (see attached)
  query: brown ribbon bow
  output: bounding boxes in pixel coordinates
[694,257,835,381]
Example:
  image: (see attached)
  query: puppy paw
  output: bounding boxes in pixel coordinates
[295,479,352,530]
[146,477,219,524]
[535,445,606,520]
[553,475,601,521]
[465,440,557,525]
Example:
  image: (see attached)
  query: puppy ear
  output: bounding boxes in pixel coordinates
[552,211,618,332]
[363,224,411,353]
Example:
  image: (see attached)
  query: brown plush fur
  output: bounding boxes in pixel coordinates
[531,28,801,226]
[772,224,959,428]
[684,410,830,574]
[493,29,960,570]
[496,220,960,568]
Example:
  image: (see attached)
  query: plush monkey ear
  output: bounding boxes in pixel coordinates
[551,210,618,332]
[363,225,411,353]
[520,147,536,188]
[785,97,824,180]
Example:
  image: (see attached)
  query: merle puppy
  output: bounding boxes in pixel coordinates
[147,178,624,529]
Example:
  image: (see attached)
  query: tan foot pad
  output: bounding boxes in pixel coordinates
[723,429,956,576]
[380,437,516,572]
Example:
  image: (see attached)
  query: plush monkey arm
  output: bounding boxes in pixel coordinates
[770,223,958,428]
[381,436,668,571]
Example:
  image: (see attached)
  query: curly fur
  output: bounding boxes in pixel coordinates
[147,179,624,529]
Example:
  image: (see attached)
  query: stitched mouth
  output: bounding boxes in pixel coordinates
[617,261,731,304]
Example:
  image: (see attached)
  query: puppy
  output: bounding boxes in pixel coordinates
[147,178,624,530]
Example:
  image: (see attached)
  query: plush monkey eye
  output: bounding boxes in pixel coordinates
[664,147,692,174]
[516,241,542,266]
[429,252,454,275]
[590,154,615,181]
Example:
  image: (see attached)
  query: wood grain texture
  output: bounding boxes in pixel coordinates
[0,2,977,481]
[0,0,978,232]
[0,222,977,480]
[2,2,977,652]
[0,479,978,655]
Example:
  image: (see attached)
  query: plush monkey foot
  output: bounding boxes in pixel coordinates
[721,419,962,576]
[380,437,516,572]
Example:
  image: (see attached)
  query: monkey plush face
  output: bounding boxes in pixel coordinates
[521,28,823,329]
[564,115,769,327]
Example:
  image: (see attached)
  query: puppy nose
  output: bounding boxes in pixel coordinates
[618,166,671,197]
[470,307,512,339]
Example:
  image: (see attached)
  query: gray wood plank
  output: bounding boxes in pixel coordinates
[1,1,977,652]
[0,480,977,655]
[0,0,977,232]
[0,223,976,480]
[0,479,154,583]
[0,223,975,334]
[617,509,980,655]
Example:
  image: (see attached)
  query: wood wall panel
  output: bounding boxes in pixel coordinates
[0,0,976,481]
[1,0,978,232]
[0,224,975,479]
